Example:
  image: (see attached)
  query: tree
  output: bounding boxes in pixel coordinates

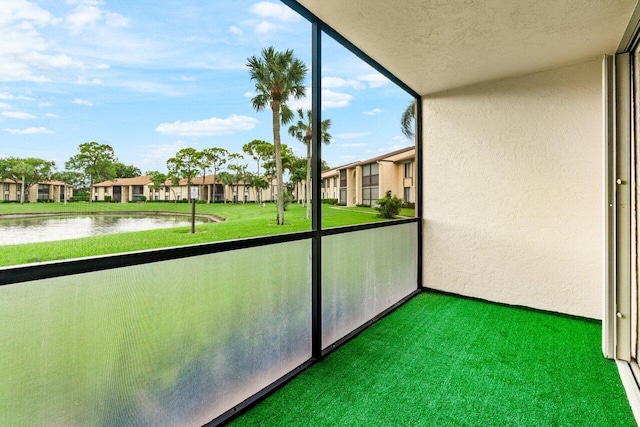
[146,170,167,201]
[246,172,270,205]
[376,190,403,219]
[242,139,274,178]
[65,142,117,202]
[401,100,416,140]
[51,170,84,189]
[166,148,202,201]
[247,46,307,225]
[51,170,84,203]
[216,171,235,203]
[228,163,248,203]
[1,157,55,204]
[288,108,332,219]
[114,162,142,178]
[198,147,229,203]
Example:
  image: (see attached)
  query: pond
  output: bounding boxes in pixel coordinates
[0,214,212,245]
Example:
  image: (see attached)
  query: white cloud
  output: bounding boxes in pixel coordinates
[287,93,311,112]
[4,126,53,134]
[156,114,258,137]
[243,91,255,98]
[364,108,382,116]
[357,73,390,88]
[73,98,93,106]
[0,93,35,101]
[255,21,276,34]
[116,80,180,96]
[66,4,103,34]
[45,113,58,118]
[249,2,300,22]
[342,143,366,148]
[105,12,130,27]
[2,111,36,119]
[65,2,130,34]
[322,77,365,90]
[139,141,186,172]
[39,101,51,107]
[229,25,243,36]
[0,1,59,26]
[21,51,85,69]
[393,135,408,141]
[336,132,370,139]
[321,90,353,109]
[77,77,102,85]
[0,103,11,110]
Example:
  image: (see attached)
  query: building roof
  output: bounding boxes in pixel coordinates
[1,179,71,186]
[329,146,415,171]
[93,176,153,187]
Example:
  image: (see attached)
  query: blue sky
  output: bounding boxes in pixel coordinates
[1,0,414,174]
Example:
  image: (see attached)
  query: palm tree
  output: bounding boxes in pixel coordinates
[200,147,229,203]
[216,171,235,203]
[401,100,416,140]
[247,46,307,225]
[288,108,331,219]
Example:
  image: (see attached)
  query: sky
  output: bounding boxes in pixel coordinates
[0,0,414,175]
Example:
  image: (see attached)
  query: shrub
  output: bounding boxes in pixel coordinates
[69,194,90,202]
[321,198,338,205]
[140,195,147,202]
[376,191,402,219]
[283,191,294,211]
[196,200,207,204]
[104,195,112,202]
[402,201,415,209]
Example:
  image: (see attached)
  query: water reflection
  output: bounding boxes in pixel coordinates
[0,215,210,245]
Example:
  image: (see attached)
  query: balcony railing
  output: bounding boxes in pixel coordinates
[0,221,418,426]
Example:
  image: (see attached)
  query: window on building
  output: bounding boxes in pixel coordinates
[38,184,49,200]
[404,187,411,203]
[132,186,144,201]
[404,162,413,179]
[3,183,9,192]
[362,163,379,206]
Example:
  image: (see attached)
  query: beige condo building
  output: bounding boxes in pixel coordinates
[1,179,73,203]
[319,146,415,207]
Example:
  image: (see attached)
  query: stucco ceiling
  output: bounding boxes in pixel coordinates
[294,0,638,95]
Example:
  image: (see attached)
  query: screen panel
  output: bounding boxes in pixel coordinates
[321,223,417,348]
[0,240,311,426]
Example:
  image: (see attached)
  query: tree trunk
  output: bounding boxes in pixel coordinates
[273,102,284,225]
[212,171,216,204]
[20,176,25,204]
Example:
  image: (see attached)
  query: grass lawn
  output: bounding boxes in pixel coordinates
[0,202,414,267]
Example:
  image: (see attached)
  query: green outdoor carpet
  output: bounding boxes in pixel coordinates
[229,292,635,426]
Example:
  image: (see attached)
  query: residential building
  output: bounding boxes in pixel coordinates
[92,176,154,202]
[92,174,277,203]
[316,147,415,206]
[1,179,73,203]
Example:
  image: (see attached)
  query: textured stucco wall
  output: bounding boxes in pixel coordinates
[422,59,603,319]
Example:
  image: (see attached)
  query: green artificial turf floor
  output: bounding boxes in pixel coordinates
[230,292,635,426]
